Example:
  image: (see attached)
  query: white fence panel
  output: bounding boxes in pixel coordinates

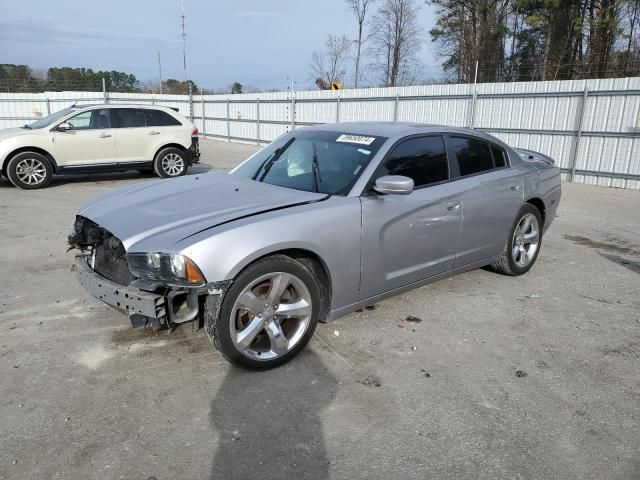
[0,77,638,188]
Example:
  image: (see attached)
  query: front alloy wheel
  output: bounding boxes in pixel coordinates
[206,255,321,369]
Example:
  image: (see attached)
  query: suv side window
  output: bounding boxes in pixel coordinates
[450,136,495,176]
[377,136,449,188]
[66,109,111,130]
[145,109,182,126]
[112,108,146,128]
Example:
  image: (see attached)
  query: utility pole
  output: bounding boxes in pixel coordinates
[181,0,187,82]
[157,50,163,94]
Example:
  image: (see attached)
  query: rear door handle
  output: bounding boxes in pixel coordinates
[98,133,112,138]
[446,201,460,211]
[149,131,160,135]
[510,184,521,191]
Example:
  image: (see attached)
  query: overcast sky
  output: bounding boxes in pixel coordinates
[1,0,441,90]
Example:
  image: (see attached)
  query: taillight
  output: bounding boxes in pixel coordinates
[191,127,199,137]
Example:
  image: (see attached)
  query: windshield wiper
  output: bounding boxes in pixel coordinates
[311,142,322,193]
[21,124,32,129]
[254,137,295,182]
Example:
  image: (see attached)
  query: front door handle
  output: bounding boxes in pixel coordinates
[446,201,460,211]
[98,133,112,138]
[510,184,521,191]
[149,131,160,135]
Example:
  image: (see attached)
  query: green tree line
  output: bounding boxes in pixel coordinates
[429,0,640,83]
[0,64,200,94]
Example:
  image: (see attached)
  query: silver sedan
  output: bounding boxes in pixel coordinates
[70,122,561,369]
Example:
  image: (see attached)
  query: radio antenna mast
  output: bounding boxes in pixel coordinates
[181,0,187,82]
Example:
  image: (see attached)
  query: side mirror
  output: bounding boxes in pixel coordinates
[56,122,72,132]
[373,175,414,195]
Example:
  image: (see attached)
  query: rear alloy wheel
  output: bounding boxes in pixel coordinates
[153,147,188,178]
[206,255,321,369]
[491,204,543,276]
[7,152,53,189]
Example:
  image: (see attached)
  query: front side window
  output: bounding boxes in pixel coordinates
[145,109,182,126]
[66,109,111,130]
[231,131,387,195]
[450,136,495,176]
[112,108,146,128]
[377,136,449,188]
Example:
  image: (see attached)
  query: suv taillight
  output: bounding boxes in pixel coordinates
[191,127,199,137]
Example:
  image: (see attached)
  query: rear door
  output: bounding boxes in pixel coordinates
[53,109,116,166]
[447,135,523,267]
[360,135,463,299]
[111,108,157,163]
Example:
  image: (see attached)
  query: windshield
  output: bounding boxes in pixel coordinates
[27,107,77,129]
[230,130,387,195]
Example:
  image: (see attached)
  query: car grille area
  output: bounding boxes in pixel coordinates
[70,216,135,286]
[93,237,135,286]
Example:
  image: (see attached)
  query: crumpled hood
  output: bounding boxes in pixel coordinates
[78,172,325,251]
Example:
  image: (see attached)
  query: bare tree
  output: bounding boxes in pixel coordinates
[310,34,352,89]
[346,0,375,88]
[370,0,422,86]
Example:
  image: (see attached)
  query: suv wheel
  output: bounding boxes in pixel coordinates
[7,152,53,189]
[205,255,321,369]
[153,148,188,178]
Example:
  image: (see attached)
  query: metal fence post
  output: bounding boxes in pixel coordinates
[102,77,108,104]
[226,99,231,142]
[46,98,51,115]
[256,98,261,145]
[336,95,341,123]
[201,94,206,137]
[569,87,589,182]
[188,84,194,121]
[393,94,399,121]
[469,90,478,129]
[291,92,296,130]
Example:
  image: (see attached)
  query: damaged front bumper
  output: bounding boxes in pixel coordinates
[74,255,167,326]
[73,255,231,329]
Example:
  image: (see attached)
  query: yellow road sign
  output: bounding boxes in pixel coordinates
[331,83,342,91]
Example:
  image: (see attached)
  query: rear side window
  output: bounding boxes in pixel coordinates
[490,144,508,168]
[112,109,146,128]
[378,136,449,188]
[145,109,182,126]
[450,136,495,176]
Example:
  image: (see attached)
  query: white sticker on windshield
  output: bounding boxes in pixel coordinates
[336,134,376,145]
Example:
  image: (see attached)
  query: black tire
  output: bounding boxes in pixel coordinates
[6,152,53,189]
[205,255,321,370]
[491,204,543,276]
[153,147,188,178]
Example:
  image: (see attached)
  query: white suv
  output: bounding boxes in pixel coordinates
[0,104,200,189]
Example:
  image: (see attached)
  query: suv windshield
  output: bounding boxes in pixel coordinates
[230,130,387,195]
[27,107,78,129]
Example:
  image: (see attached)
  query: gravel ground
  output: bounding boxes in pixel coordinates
[0,138,639,480]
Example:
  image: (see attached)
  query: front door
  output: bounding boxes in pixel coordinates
[360,135,463,300]
[53,109,116,166]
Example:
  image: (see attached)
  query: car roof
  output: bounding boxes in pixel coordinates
[302,121,513,148]
[73,103,177,111]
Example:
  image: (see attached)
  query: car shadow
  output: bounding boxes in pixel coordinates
[209,348,336,480]
[0,163,214,189]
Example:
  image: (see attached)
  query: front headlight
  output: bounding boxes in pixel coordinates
[127,253,206,286]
